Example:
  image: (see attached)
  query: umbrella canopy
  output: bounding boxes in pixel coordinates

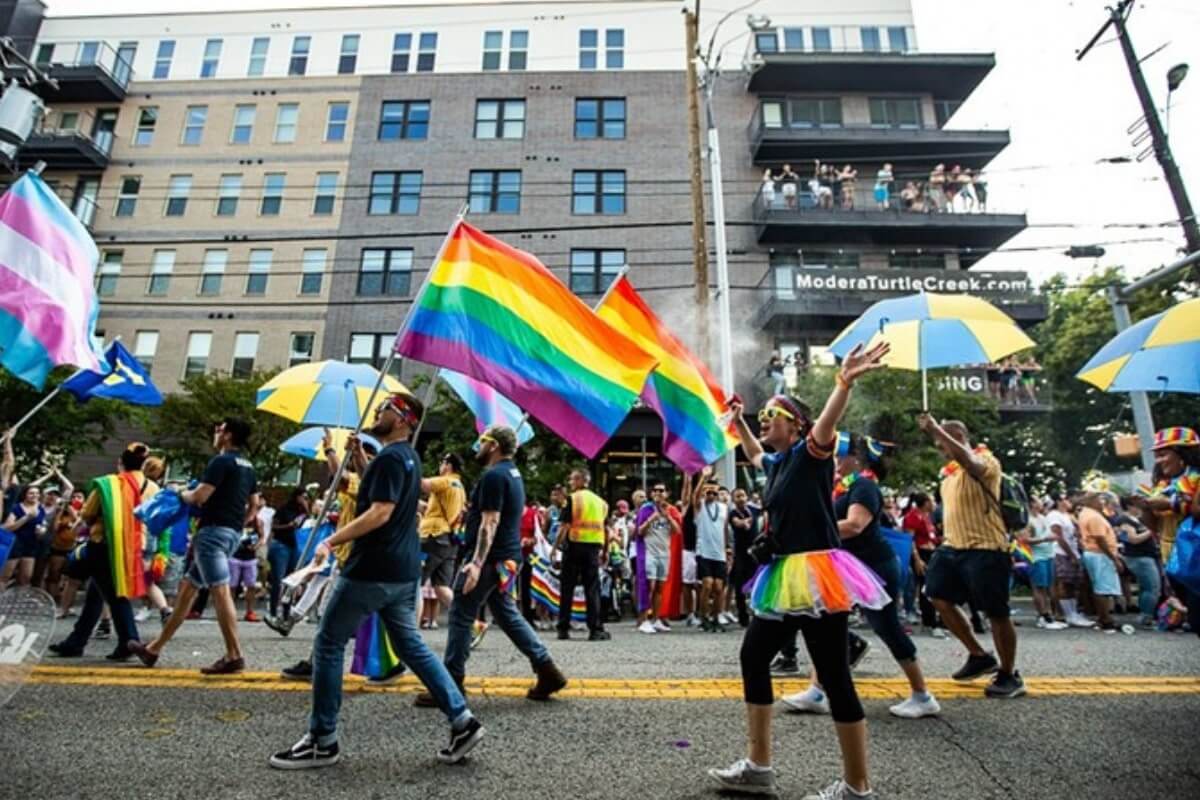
[829,292,1035,371]
[256,360,409,427]
[1076,297,1200,394]
[280,427,382,461]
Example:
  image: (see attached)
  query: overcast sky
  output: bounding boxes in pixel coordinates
[43,0,1200,286]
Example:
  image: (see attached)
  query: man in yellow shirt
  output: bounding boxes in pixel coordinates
[420,453,467,623]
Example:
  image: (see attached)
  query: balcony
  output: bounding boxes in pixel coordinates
[33,41,132,102]
[15,109,113,171]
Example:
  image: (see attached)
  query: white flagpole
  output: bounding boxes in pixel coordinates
[7,336,122,437]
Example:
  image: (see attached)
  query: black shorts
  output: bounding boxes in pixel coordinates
[696,556,727,583]
[421,535,458,588]
[924,547,1011,619]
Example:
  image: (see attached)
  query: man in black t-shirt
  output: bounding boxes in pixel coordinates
[728,488,761,627]
[416,425,566,708]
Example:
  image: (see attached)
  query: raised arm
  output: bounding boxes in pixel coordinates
[728,400,764,470]
[917,413,989,479]
[811,342,890,448]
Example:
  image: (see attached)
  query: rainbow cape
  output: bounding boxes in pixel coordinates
[89,473,147,599]
[396,221,658,457]
[596,276,737,472]
[350,612,401,679]
[529,553,587,622]
[1010,539,1035,565]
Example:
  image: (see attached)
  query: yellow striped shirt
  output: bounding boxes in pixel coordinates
[940,452,1007,551]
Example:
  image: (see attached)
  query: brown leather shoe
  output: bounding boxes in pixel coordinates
[200,656,245,675]
[126,640,159,668]
[526,661,567,701]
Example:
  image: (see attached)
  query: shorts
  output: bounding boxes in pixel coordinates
[644,552,669,582]
[1054,553,1082,585]
[1029,558,1055,589]
[228,557,258,589]
[184,526,240,589]
[682,550,698,585]
[1082,551,1121,596]
[421,534,458,588]
[7,535,37,561]
[874,185,888,203]
[697,556,727,583]
[781,183,797,197]
[924,547,1011,619]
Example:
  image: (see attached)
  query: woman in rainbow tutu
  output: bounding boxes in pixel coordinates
[708,342,890,800]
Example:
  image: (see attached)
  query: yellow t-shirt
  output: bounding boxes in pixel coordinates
[333,472,360,565]
[1078,506,1117,555]
[419,473,466,539]
[939,451,1007,551]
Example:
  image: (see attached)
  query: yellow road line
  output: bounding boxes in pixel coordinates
[26,665,1200,700]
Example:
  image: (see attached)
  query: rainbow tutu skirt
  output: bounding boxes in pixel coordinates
[745,549,890,619]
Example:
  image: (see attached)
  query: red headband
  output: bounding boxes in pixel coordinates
[385,394,420,428]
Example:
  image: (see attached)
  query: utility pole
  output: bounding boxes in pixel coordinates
[684,6,710,361]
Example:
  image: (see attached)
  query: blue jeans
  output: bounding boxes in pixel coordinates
[1123,555,1161,618]
[185,526,240,588]
[310,576,470,745]
[267,540,299,616]
[445,560,552,684]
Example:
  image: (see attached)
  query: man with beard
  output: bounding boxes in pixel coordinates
[268,393,483,768]
[416,425,567,707]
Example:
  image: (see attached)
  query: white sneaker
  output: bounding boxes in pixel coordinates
[134,608,152,623]
[889,693,941,719]
[802,778,878,800]
[1068,615,1095,628]
[780,686,830,715]
[707,758,779,797]
[653,619,671,633]
[719,611,736,625]
[637,621,657,634]
[1039,619,1069,631]
[685,614,701,627]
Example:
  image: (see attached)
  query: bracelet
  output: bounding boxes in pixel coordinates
[836,372,852,391]
[324,448,336,456]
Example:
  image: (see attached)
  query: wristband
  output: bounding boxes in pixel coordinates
[324,448,336,456]
[836,372,852,391]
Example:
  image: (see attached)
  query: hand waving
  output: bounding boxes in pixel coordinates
[840,342,890,384]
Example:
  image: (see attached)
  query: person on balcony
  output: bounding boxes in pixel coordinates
[760,168,777,210]
[928,164,947,212]
[811,160,834,209]
[839,164,858,210]
[778,164,800,209]
[957,168,978,213]
[874,163,893,210]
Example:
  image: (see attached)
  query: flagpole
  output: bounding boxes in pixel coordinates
[7,335,123,437]
[410,371,442,446]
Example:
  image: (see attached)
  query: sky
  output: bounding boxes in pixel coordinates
[42,0,1200,286]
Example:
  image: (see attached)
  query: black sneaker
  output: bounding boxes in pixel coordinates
[952,652,999,682]
[984,670,1026,699]
[264,615,296,638]
[556,630,570,641]
[160,608,172,625]
[48,641,83,658]
[94,620,112,640]
[848,632,871,670]
[437,717,484,764]
[769,654,799,674]
[366,663,407,686]
[281,659,313,682]
[587,629,611,641]
[269,734,340,770]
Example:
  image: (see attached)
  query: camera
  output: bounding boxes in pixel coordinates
[746,533,778,565]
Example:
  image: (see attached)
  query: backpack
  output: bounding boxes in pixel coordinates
[967,468,1029,533]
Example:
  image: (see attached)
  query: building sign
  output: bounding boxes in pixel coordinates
[794,269,1031,298]
[936,368,988,395]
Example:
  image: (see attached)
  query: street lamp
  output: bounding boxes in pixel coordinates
[1167,62,1189,92]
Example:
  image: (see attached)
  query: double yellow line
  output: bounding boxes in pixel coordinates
[28,665,1200,700]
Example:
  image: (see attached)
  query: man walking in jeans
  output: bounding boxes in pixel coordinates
[269,392,483,769]
[130,418,259,675]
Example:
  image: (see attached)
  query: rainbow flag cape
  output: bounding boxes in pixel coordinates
[0,173,104,389]
[597,276,737,472]
[529,553,586,622]
[350,612,401,679]
[396,221,657,457]
[89,473,147,598]
[1010,539,1035,565]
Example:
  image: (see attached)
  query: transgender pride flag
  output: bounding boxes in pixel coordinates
[438,368,534,446]
[0,173,104,389]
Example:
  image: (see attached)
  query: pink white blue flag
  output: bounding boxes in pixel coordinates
[0,173,104,389]
[438,368,534,445]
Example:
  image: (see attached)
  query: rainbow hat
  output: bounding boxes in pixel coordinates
[1152,427,1199,450]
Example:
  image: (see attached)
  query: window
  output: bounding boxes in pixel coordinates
[887,26,909,53]
[231,104,255,144]
[148,250,175,295]
[860,27,881,52]
[200,38,222,78]
[115,176,140,217]
[289,35,310,76]
[417,32,437,71]
[369,172,422,214]
[482,30,502,71]
[248,37,269,76]
[325,102,350,142]
[34,43,53,67]
[869,97,922,129]
[232,333,259,379]
[783,28,804,51]
[574,97,625,138]
[116,41,136,85]
[274,103,298,143]
[154,40,174,79]
[572,170,625,214]
[289,333,315,367]
[78,41,99,65]
[72,178,99,227]
[199,249,227,294]
[216,174,241,216]
[58,111,80,131]
[812,27,832,51]
[348,334,402,376]
[313,172,337,215]
[339,34,360,74]
[184,332,212,378]
[391,33,411,72]
[469,170,521,214]
[799,250,860,270]
[889,252,943,270]
[165,174,191,216]
[133,107,157,146]
[300,248,326,294]
[569,249,625,295]
[260,173,285,215]
[474,99,524,139]
[181,105,207,145]
[378,100,430,140]
[97,251,121,296]
[246,249,271,294]
[755,31,778,53]
[134,331,158,375]
[358,248,413,296]
[605,29,625,69]
[92,109,116,154]
[579,29,598,69]
[509,30,528,70]
[761,97,843,129]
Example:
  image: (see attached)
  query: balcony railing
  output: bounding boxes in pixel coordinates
[34,40,133,100]
[16,108,114,171]
[752,176,1012,218]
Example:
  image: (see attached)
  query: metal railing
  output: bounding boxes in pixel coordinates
[35,40,134,89]
[752,176,1013,219]
[749,24,918,56]
[29,108,114,158]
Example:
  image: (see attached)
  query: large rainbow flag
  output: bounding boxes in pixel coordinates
[89,473,147,599]
[597,276,737,472]
[0,173,104,389]
[396,222,657,457]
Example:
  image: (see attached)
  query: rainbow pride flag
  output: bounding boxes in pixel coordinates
[0,173,104,389]
[438,368,534,445]
[529,553,586,622]
[350,612,401,680]
[396,222,657,457]
[89,473,147,599]
[597,276,737,472]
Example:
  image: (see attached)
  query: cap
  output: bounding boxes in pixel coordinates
[1152,427,1199,450]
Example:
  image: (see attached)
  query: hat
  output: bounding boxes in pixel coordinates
[1152,427,1199,450]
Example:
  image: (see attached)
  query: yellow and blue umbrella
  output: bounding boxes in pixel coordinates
[280,427,382,461]
[1076,297,1200,394]
[256,360,409,428]
[829,292,1035,408]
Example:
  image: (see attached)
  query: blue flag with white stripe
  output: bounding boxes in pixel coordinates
[62,340,163,406]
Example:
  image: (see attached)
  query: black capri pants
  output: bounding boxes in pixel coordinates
[740,612,864,724]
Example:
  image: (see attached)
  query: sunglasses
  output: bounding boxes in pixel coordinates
[757,406,796,423]
[652,488,666,493]
[478,434,497,445]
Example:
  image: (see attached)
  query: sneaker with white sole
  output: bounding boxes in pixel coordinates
[802,778,878,800]
[780,686,830,715]
[437,717,484,764]
[685,614,701,627]
[707,758,779,796]
[269,733,340,770]
[888,693,942,719]
[134,608,152,623]
[653,619,671,633]
[1068,615,1095,628]
[637,621,657,634]
[929,627,948,639]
